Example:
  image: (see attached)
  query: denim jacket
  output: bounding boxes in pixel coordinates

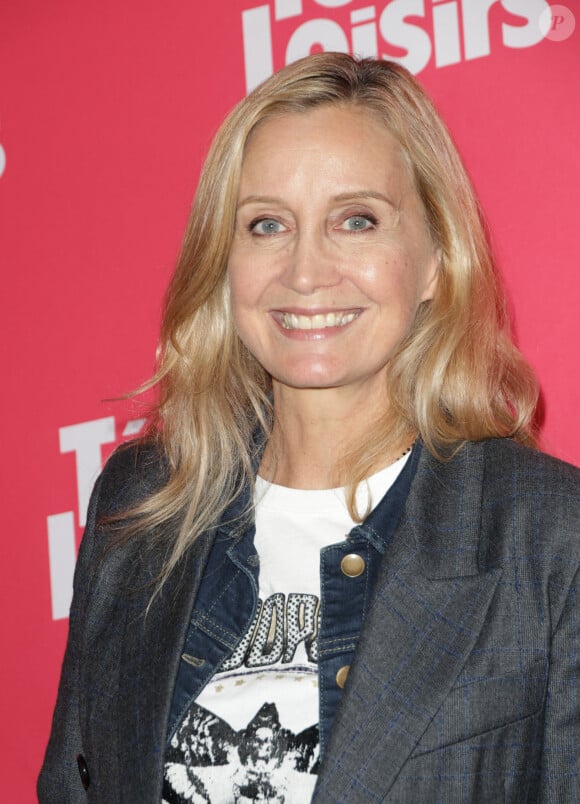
[167,444,420,759]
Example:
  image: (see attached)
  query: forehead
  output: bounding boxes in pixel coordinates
[240,104,412,192]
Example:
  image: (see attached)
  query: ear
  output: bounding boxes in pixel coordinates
[419,248,440,303]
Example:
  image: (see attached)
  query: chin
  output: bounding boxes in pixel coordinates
[271,366,353,391]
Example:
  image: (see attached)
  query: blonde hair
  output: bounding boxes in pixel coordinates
[119,53,538,580]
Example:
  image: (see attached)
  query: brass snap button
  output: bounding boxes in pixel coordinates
[336,665,350,689]
[340,553,365,577]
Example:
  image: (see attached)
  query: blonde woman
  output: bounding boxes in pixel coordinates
[39,53,580,803]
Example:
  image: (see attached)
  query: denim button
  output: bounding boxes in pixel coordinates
[336,665,350,688]
[340,554,365,577]
[76,754,90,790]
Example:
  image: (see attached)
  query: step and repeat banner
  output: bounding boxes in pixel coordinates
[1,1,579,799]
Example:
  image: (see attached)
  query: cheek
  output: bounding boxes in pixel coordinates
[359,255,421,312]
[227,264,269,354]
[227,264,250,336]
[228,260,255,314]
[228,252,271,305]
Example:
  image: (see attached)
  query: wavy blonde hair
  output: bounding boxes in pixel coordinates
[121,53,538,579]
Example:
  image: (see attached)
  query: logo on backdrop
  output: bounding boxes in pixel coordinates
[46,416,145,620]
[241,0,552,92]
[0,143,6,178]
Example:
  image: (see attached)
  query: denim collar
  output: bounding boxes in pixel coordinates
[346,440,421,555]
[216,439,421,550]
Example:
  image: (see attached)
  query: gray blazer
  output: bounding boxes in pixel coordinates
[38,438,580,802]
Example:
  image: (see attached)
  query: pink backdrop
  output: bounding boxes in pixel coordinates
[1,1,579,800]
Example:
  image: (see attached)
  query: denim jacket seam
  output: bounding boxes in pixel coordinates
[191,612,240,648]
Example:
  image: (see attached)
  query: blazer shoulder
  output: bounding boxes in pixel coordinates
[481,438,580,493]
[479,439,580,570]
[95,438,169,520]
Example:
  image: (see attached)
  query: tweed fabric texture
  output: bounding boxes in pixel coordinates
[38,439,580,803]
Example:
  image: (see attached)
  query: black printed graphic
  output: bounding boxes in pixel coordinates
[222,593,319,672]
[163,702,319,803]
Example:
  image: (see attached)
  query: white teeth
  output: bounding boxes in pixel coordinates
[280,311,358,330]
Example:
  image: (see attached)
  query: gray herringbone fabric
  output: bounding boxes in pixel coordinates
[39,439,580,802]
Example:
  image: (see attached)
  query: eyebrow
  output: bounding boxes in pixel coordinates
[237,191,398,208]
[333,191,398,207]
[237,195,284,208]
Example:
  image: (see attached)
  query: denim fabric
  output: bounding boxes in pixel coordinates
[167,444,420,755]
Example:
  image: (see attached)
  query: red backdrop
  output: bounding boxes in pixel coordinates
[1,1,579,799]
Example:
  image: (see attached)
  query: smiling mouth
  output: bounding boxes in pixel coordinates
[279,311,360,330]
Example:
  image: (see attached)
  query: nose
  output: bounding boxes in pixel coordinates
[280,229,341,295]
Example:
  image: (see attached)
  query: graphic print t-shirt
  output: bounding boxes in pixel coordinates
[162,454,409,803]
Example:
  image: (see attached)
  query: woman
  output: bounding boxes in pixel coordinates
[39,53,580,803]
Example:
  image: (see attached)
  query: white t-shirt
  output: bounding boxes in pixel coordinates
[162,453,410,804]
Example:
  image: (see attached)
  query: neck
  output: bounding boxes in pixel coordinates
[261,382,412,489]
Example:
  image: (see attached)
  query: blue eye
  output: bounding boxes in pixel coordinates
[250,218,284,236]
[342,214,377,231]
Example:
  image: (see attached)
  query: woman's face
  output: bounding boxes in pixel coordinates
[228,104,439,399]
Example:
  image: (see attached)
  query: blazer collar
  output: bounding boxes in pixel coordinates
[407,439,488,578]
[315,441,502,801]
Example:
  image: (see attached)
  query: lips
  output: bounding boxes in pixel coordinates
[277,310,361,330]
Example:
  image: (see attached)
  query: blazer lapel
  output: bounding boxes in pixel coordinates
[315,442,502,802]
